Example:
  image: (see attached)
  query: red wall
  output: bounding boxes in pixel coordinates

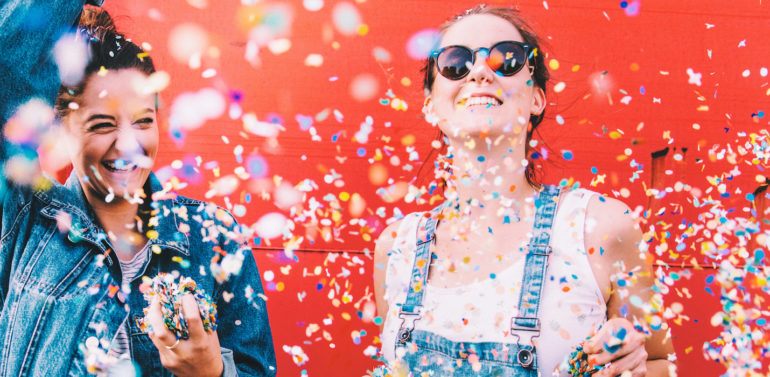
[98,0,770,375]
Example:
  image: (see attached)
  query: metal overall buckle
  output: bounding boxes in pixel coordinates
[397,310,421,344]
[511,317,540,369]
[526,243,552,256]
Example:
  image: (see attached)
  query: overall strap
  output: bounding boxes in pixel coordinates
[395,202,446,343]
[512,185,561,335]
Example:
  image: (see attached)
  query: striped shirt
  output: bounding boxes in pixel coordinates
[109,242,150,359]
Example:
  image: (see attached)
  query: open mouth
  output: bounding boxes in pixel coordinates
[101,159,138,173]
[457,95,503,107]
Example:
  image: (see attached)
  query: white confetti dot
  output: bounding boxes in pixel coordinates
[303,0,323,11]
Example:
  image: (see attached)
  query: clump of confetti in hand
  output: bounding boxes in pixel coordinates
[138,273,218,340]
[565,342,603,377]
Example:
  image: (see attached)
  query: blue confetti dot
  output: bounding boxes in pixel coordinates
[246,155,268,178]
[640,86,646,95]
[758,111,765,118]
[357,147,366,157]
[477,156,485,162]
[562,150,573,160]
[746,193,755,201]
[591,166,598,174]
[620,1,628,8]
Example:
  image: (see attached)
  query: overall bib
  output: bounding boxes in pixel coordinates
[393,185,560,376]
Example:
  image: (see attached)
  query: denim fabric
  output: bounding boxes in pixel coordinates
[0,0,86,164]
[395,330,537,377]
[394,186,560,376]
[0,172,277,376]
[0,0,85,211]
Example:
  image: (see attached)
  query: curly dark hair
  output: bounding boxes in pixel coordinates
[55,6,156,120]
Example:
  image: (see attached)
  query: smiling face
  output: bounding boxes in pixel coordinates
[63,68,159,203]
[426,14,546,143]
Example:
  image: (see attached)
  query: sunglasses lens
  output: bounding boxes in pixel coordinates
[436,46,473,80]
[488,42,527,76]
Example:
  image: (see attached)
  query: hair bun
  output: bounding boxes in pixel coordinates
[78,5,117,33]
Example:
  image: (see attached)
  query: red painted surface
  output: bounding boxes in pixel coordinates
[92,1,769,375]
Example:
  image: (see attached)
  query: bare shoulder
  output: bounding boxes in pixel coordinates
[585,193,647,273]
[374,219,404,262]
[586,194,638,236]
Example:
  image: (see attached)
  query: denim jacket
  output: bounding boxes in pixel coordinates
[0,172,277,376]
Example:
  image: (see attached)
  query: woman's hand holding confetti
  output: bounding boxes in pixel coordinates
[582,318,648,377]
[146,293,224,377]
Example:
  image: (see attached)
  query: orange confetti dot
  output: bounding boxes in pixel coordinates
[368,163,388,185]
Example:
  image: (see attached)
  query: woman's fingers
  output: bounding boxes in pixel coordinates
[584,319,646,365]
[181,293,206,341]
[146,297,178,352]
[586,329,645,365]
[595,346,648,377]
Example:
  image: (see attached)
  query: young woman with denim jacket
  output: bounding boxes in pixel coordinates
[0,7,276,377]
[373,6,676,376]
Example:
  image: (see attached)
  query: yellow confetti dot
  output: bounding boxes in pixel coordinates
[462,256,470,264]
[151,245,162,254]
[341,312,351,320]
[629,62,640,71]
[548,59,560,70]
[571,65,580,72]
[339,192,350,201]
[401,77,411,86]
[276,282,285,291]
[401,134,415,146]
[146,230,159,240]
[609,131,622,139]
[357,24,369,36]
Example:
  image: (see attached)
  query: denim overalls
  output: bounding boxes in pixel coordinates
[393,185,560,376]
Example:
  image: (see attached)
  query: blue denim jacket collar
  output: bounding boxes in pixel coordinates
[35,171,190,257]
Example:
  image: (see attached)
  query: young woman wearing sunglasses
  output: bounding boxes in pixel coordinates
[0,6,275,376]
[374,6,675,376]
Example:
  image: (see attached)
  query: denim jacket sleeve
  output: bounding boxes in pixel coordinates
[0,179,37,313]
[1,0,86,304]
[213,224,277,376]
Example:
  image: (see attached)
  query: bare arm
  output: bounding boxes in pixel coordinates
[373,220,401,332]
[585,195,676,376]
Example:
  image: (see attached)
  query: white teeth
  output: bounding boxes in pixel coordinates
[460,96,502,107]
[102,160,136,172]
